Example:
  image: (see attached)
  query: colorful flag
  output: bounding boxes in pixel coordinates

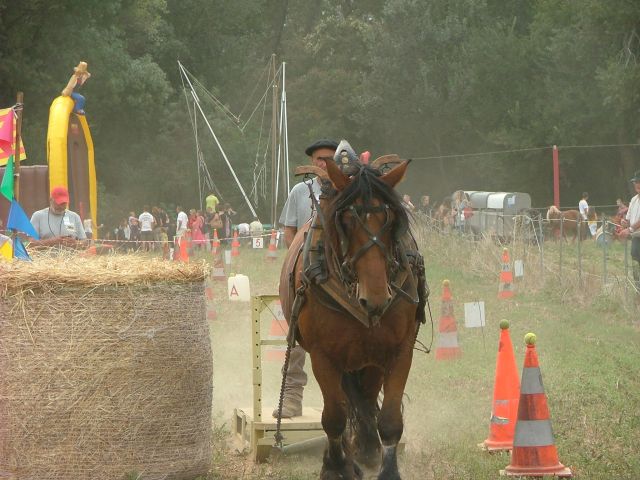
[0,237,11,261]
[0,107,26,166]
[0,154,14,200]
[13,236,31,261]
[7,199,39,239]
[0,109,12,149]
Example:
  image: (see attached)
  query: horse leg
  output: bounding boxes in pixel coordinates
[377,349,413,480]
[343,367,384,470]
[310,352,363,480]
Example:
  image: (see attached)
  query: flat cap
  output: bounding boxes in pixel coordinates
[305,139,339,156]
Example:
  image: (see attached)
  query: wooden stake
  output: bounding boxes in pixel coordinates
[13,91,23,202]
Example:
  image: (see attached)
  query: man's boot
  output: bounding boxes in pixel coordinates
[272,345,307,418]
[272,385,303,418]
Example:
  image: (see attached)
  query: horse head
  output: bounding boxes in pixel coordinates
[324,157,410,320]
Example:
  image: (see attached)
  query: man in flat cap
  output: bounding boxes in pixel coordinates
[274,138,338,418]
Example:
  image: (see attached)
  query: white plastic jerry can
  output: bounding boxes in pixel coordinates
[228,274,250,301]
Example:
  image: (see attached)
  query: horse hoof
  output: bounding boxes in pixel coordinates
[320,461,363,480]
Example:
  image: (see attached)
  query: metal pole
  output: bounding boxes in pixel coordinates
[270,54,278,226]
[552,145,560,207]
[178,63,257,217]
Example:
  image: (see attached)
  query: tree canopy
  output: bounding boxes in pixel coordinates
[0,0,638,225]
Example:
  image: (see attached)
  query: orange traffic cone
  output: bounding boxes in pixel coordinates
[211,228,220,256]
[498,248,515,299]
[231,229,240,257]
[502,333,572,477]
[265,300,288,361]
[177,235,189,263]
[266,230,278,261]
[435,279,462,360]
[186,229,193,256]
[480,319,520,451]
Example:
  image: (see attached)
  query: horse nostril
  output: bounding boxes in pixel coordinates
[359,297,368,309]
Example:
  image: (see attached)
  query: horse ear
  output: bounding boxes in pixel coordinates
[325,157,350,191]
[380,160,410,189]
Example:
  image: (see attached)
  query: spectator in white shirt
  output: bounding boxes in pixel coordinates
[175,205,189,237]
[138,206,155,251]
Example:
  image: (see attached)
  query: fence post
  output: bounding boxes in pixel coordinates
[624,237,629,306]
[602,218,608,287]
[577,217,582,286]
[559,216,564,282]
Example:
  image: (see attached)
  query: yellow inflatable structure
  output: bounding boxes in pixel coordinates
[46,62,97,231]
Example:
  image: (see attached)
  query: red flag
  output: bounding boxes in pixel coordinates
[0,108,12,149]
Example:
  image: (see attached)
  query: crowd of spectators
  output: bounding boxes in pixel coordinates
[101,193,267,256]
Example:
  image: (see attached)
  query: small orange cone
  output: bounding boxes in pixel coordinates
[231,229,240,257]
[177,235,189,263]
[501,333,572,477]
[266,230,278,261]
[435,279,462,360]
[480,319,520,451]
[186,229,193,255]
[265,300,288,361]
[211,228,220,256]
[498,248,515,299]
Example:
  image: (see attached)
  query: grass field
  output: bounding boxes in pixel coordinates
[200,229,640,480]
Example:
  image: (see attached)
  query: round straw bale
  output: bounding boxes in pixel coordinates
[0,256,212,479]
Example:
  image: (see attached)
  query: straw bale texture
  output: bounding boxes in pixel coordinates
[0,256,212,479]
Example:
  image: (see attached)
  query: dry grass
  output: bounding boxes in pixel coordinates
[0,253,208,292]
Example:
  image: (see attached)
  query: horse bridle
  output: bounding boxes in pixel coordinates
[334,203,401,288]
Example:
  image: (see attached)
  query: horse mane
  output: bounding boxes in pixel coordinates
[547,205,561,221]
[324,164,410,248]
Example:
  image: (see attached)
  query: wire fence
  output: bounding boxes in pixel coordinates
[412,212,639,314]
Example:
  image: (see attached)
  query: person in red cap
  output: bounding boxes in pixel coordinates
[29,186,87,247]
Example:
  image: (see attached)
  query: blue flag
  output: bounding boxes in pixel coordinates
[7,200,39,239]
[13,236,31,261]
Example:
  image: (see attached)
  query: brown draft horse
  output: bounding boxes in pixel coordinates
[279,158,426,480]
[546,205,597,241]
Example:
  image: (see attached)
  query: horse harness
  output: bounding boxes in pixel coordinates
[287,180,429,334]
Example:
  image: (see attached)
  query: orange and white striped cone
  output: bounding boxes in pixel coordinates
[435,279,462,360]
[501,333,572,477]
[265,300,289,361]
[498,247,515,299]
[231,229,240,258]
[480,319,520,451]
[211,228,220,257]
[266,230,278,261]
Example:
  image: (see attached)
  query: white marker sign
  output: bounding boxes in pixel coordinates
[514,260,524,278]
[464,301,486,328]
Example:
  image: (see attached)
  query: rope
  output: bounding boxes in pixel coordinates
[410,142,640,161]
